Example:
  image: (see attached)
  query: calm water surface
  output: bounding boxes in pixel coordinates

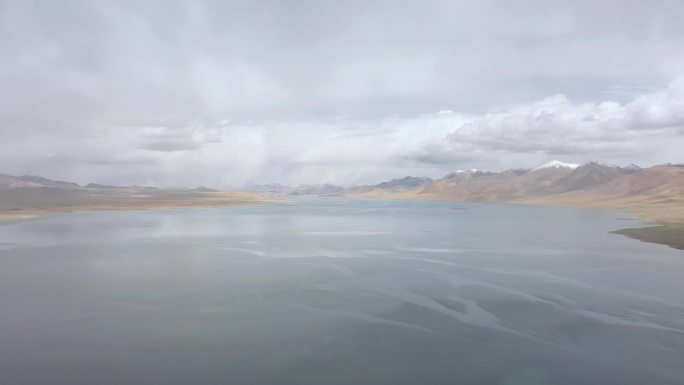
[1,198,683,385]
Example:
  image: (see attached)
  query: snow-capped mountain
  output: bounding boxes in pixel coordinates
[532,160,580,171]
[387,160,679,201]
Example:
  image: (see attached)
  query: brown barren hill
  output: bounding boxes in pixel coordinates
[348,162,684,250]
[522,165,684,221]
[0,176,278,220]
[418,166,577,201]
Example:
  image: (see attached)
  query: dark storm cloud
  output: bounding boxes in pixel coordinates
[1,0,683,186]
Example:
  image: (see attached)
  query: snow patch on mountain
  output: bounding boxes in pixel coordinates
[533,160,580,170]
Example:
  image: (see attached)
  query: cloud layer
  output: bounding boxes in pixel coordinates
[1,1,683,186]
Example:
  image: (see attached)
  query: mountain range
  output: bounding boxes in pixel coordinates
[2,161,684,224]
[374,161,649,201]
[352,161,684,227]
[0,173,274,221]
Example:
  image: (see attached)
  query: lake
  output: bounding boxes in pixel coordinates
[1,198,683,385]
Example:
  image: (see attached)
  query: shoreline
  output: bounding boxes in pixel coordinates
[0,201,277,221]
[513,199,684,251]
[0,190,281,222]
[347,192,684,251]
[2,190,681,252]
[514,202,684,251]
[611,224,684,251]
[0,213,37,221]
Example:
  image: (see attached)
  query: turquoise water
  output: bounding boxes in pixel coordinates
[1,198,683,384]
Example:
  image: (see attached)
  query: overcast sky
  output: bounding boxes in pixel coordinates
[1,0,683,187]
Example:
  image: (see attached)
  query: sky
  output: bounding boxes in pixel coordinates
[1,0,684,187]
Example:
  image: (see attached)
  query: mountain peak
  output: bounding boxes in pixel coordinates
[580,161,621,168]
[533,160,580,171]
[374,176,433,190]
[623,163,642,172]
[453,168,479,174]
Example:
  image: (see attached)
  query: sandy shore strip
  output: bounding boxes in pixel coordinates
[0,189,281,221]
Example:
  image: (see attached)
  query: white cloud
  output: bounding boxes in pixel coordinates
[1,1,684,186]
[448,78,684,161]
[6,79,683,187]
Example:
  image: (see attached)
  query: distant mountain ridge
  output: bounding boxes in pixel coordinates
[349,161,684,225]
[0,174,80,189]
[0,174,210,193]
[3,161,683,205]
[533,160,580,170]
[3,162,682,248]
[375,176,433,190]
[347,160,679,203]
[249,160,682,225]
